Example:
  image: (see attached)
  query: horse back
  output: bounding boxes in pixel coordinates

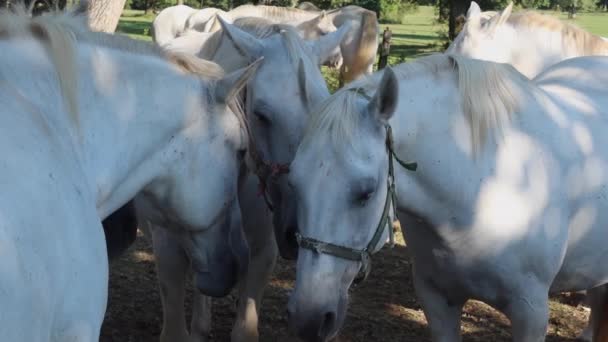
[532,56,608,291]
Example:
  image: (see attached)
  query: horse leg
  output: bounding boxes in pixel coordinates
[578,287,606,341]
[230,176,277,342]
[230,223,277,342]
[190,291,212,341]
[150,225,191,342]
[504,284,550,342]
[412,272,463,342]
[102,199,138,260]
[365,61,374,74]
[591,284,608,342]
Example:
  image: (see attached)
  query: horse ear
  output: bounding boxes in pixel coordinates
[368,67,398,123]
[217,15,263,59]
[299,10,329,30]
[311,10,327,22]
[216,58,264,104]
[485,2,513,33]
[466,1,482,29]
[311,20,350,65]
[467,1,482,19]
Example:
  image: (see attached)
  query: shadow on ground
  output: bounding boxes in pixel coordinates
[101,232,589,341]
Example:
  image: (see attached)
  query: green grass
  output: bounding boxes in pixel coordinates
[539,10,608,36]
[117,9,155,40]
[383,6,444,64]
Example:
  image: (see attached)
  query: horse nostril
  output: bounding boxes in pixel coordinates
[318,311,336,339]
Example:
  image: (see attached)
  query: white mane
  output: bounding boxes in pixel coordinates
[304,53,527,153]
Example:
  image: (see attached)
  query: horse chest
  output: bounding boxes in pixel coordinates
[400,212,530,304]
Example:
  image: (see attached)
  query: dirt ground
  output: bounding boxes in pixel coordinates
[100,230,590,342]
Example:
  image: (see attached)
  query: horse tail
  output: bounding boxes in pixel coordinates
[345,10,378,83]
[594,285,608,342]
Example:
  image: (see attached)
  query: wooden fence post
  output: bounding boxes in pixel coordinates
[378,26,392,70]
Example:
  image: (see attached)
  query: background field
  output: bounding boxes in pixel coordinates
[118,5,608,62]
[104,6,607,342]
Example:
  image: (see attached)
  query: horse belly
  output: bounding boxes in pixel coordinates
[551,203,608,292]
[400,214,510,305]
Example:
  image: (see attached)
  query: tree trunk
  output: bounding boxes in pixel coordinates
[86,0,127,33]
[448,0,469,40]
[437,0,449,22]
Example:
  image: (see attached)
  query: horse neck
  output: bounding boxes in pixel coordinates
[508,23,608,78]
[75,44,207,218]
[508,24,571,78]
[391,67,545,243]
[231,5,318,23]
[389,72,498,230]
[559,24,608,56]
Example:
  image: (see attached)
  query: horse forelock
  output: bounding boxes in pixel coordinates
[304,54,526,155]
[279,27,311,67]
[279,27,329,105]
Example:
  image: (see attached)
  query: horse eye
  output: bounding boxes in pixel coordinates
[357,190,374,205]
[254,111,271,125]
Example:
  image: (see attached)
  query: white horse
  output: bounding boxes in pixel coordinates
[152,20,348,342]
[184,7,228,33]
[153,4,337,50]
[230,14,338,42]
[447,1,608,78]
[447,3,608,339]
[224,4,379,84]
[151,4,198,45]
[165,15,348,70]
[0,6,261,341]
[285,53,608,342]
[228,4,327,25]
[325,5,378,84]
[196,12,342,70]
